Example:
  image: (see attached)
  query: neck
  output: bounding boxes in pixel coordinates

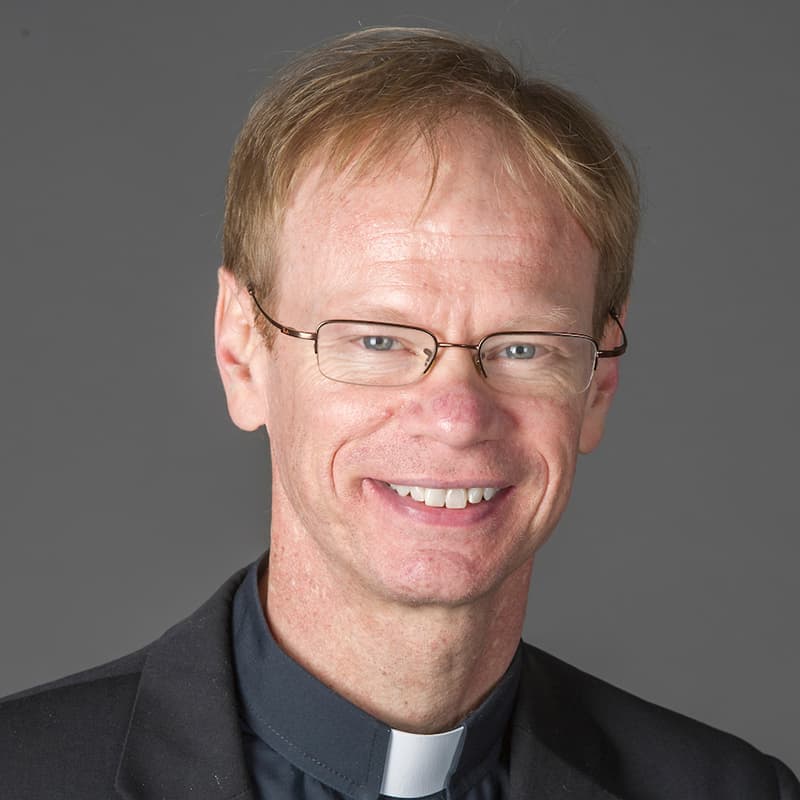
[263,534,531,734]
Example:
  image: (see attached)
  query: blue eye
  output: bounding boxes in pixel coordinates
[362,335,397,351]
[503,343,537,359]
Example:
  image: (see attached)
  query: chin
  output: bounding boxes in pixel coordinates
[363,551,516,608]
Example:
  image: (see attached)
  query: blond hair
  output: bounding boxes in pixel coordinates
[224,27,638,337]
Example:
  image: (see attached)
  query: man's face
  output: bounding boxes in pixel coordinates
[222,125,617,608]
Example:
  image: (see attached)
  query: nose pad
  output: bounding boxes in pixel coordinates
[422,347,435,373]
[405,344,503,447]
[424,343,486,380]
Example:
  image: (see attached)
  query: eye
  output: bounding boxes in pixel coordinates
[501,342,537,359]
[361,335,398,351]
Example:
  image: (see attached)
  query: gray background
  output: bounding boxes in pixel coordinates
[2,0,798,770]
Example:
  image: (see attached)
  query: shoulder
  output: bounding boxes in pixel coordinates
[0,646,146,731]
[0,565,250,799]
[516,642,800,798]
[1,645,146,706]
[0,648,146,799]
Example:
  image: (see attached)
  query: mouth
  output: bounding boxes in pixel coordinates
[387,483,500,509]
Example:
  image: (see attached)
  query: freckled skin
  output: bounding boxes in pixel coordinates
[265,132,603,606]
[215,122,620,731]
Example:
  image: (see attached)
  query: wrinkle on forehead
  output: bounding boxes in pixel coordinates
[275,125,598,332]
[281,121,580,248]
[282,173,587,272]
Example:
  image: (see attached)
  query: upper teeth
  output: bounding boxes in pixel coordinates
[388,484,498,509]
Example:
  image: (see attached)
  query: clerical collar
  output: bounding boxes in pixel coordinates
[232,557,522,800]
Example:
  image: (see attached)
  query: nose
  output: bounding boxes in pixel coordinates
[426,342,486,379]
[402,346,508,448]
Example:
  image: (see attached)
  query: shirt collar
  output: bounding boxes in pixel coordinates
[232,557,521,799]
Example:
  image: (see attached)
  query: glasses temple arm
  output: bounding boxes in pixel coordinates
[596,309,628,359]
[246,284,317,340]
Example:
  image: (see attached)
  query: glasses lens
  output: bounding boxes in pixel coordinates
[479,333,597,395]
[316,321,436,386]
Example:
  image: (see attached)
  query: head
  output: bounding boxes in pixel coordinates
[223,27,638,341]
[216,28,638,610]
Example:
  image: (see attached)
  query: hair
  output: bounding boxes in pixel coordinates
[223,27,639,339]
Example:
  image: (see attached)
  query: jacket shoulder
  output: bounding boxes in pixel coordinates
[518,643,800,798]
[0,645,146,706]
[0,566,249,799]
[0,650,146,799]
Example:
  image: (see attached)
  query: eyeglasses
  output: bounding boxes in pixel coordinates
[247,284,627,397]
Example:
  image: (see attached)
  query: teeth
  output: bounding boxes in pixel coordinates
[445,488,467,509]
[424,488,446,507]
[388,483,500,507]
[467,487,483,504]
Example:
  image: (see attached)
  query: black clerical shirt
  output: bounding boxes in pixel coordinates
[232,558,522,800]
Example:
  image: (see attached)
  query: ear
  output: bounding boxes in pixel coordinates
[214,266,268,431]
[578,308,626,454]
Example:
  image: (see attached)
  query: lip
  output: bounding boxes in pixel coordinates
[379,479,506,490]
[364,478,512,528]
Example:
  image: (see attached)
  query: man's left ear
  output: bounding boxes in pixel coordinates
[578,308,626,454]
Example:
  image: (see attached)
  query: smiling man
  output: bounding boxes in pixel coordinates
[2,26,798,800]
[221,120,605,739]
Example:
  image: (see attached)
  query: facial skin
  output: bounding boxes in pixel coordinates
[216,122,620,616]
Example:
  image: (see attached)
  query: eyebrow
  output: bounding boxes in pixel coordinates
[332,304,584,332]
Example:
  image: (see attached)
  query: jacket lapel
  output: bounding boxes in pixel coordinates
[115,569,254,800]
[509,646,624,800]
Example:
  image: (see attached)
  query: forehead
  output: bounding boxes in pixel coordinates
[275,123,598,325]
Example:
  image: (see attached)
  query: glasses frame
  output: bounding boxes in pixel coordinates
[246,284,627,389]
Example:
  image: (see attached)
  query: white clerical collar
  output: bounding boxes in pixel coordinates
[380,725,465,798]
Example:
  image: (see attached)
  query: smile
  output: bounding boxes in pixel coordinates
[387,483,499,509]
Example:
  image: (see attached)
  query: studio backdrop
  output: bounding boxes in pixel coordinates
[1,0,797,770]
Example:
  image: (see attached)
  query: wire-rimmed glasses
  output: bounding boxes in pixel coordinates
[247,284,627,397]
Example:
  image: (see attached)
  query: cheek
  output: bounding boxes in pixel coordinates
[324,393,400,491]
[523,399,585,481]
[268,375,398,489]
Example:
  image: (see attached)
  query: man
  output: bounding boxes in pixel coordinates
[1,27,797,800]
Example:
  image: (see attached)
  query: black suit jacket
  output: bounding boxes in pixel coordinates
[1,567,798,799]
